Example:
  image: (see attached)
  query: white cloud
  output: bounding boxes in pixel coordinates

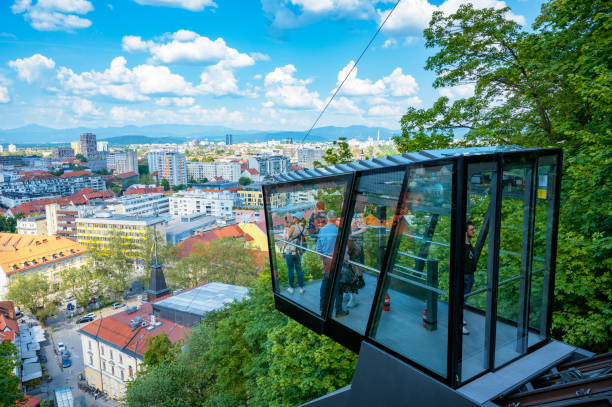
[439,83,475,100]
[198,63,241,96]
[379,0,525,35]
[110,106,146,123]
[253,74,262,80]
[8,53,56,84]
[382,39,397,48]
[264,65,322,109]
[383,68,419,96]
[368,104,403,116]
[11,0,94,31]
[57,56,196,101]
[132,0,216,12]
[250,52,270,61]
[262,0,374,29]
[330,96,363,114]
[122,30,255,68]
[56,95,102,117]
[336,61,385,96]
[155,97,195,107]
[0,87,10,103]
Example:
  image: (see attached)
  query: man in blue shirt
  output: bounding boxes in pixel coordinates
[317,210,348,317]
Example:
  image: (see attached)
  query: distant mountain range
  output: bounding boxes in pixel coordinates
[0,124,399,146]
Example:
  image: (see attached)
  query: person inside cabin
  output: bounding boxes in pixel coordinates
[308,200,327,244]
[283,212,306,295]
[316,210,348,317]
[463,220,477,335]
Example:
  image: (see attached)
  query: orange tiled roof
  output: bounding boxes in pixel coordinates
[18,394,41,407]
[79,302,189,358]
[114,172,138,179]
[0,330,16,342]
[0,314,18,334]
[124,187,164,195]
[0,233,88,276]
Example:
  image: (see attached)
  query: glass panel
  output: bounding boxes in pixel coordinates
[331,168,405,332]
[265,176,351,316]
[461,162,496,382]
[495,159,535,367]
[528,156,556,346]
[370,164,453,378]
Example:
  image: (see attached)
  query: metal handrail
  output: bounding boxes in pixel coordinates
[401,233,450,248]
[463,267,546,299]
[274,237,333,259]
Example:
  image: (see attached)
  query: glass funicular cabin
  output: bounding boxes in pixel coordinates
[263,146,565,395]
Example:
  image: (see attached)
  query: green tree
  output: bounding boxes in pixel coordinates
[314,137,353,167]
[142,332,179,369]
[90,232,138,298]
[239,176,252,186]
[394,0,611,352]
[75,153,87,162]
[49,168,65,176]
[0,341,23,407]
[59,265,103,308]
[137,173,155,185]
[0,215,18,233]
[7,272,57,323]
[161,178,170,191]
[138,162,149,175]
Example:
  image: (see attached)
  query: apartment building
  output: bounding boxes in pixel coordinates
[53,147,75,161]
[297,147,325,170]
[169,188,237,218]
[0,233,89,298]
[79,303,189,399]
[76,213,168,254]
[187,161,241,182]
[246,155,290,177]
[237,184,263,207]
[80,133,99,160]
[107,150,138,174]
[45,203,96,239]
[147,151,187,186]
[106,193,169,218]
[17,215,47,235]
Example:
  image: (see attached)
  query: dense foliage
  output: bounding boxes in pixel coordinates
[395,0,611,352]
[126,274,357,407]
[0,341,22,407]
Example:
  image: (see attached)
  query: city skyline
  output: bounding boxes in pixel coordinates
[0,0,542,132]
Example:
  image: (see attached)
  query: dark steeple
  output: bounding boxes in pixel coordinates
[145,263,169,302]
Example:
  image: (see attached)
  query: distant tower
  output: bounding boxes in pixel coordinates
[80,133,99,160]
[377,130,380,142]
[145,263,170,302]
[225,134,233,145]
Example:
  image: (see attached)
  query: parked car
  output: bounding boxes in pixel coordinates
[85,313,96,319]
[112,302,126,310]
[138,295,148,303]
[61,349,70,358]
[57,342,66,353]
[61,357,71,368]
[66,303,75,311]
[77,316,94,324]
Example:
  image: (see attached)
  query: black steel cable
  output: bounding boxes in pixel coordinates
[300,0,403,144]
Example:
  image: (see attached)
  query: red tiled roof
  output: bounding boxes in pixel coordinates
[15,173,56,182]
[246,168,259,175]
[176,224,253,257]
[0,330,15,342]
[115,171,138,179]
[60,171,92,178]
[79,302,189,358]
[0,314,18,333]
[84,190,116,200]
[18,394,41,407]
[11,187,113,215]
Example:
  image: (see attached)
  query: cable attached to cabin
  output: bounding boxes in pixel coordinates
[300,0,403,144]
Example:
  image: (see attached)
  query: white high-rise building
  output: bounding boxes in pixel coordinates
[297,148,326,170]
[107,150,138,174]
[169,189,237,218]
[187,161,240,182]
[148,151,188,186]
[8,144,17,153]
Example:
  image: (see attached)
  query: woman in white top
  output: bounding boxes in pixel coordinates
[283,212,306,294]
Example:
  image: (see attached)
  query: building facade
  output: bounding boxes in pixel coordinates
[76,213,168,254]
[80,133,99,160]
[297,147,325,170]
[147,151,188,187]
[106,193,169,218]
[237,184,263,207]
[45,204,96,238]
[71,141,82,156]
[187,161,240,182]
[17,215,47,235]
[53,147,75,161]
[107,150,138,174]
[169,189,237,218]
[247,155,290,177]
[0,233,89,298]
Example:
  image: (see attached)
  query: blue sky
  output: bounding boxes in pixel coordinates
[0,0,543,131]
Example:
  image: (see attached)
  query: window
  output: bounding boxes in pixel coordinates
[128,365,133,378]
[111,365,115,376]
[110,350,113,361]
[119,354,123,364]
[121,370,124,380]
[101,346,104,355]
[102,361,106,371]
[89,355,93,365]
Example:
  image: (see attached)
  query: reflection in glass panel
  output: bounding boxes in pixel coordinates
[461,162,496,382]
[266,177,351,316]
[495,160,538,367]
[528,157,556,346]
[370,164,453,378]
[331,169,404,333]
